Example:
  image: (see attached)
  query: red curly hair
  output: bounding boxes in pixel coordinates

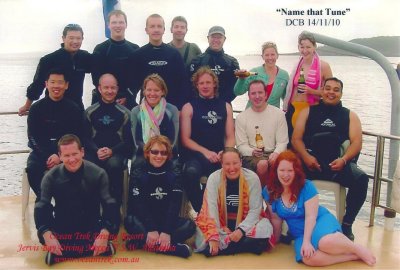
[266,150,306,204]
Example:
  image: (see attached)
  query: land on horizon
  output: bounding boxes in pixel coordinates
[279,36,400,57]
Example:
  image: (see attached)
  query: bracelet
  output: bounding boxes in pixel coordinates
[341,157,347,165]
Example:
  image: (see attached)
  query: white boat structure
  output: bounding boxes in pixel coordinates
[0,31,399,269]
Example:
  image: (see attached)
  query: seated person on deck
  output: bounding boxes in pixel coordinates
[84,73,133,209]
[291,77,369,241]
[124,135,196,258]
[34,134,120,266]
[180,67,235,213]
[26,68,83,201]
[263,150,375,266]
[195,147,274,256]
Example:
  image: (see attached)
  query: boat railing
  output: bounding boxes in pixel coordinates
[363,131,400,226]
[0,111,398,226]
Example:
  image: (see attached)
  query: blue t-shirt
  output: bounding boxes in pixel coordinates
[262,180,330,238]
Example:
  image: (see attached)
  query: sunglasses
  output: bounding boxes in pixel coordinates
[150,149,168,156]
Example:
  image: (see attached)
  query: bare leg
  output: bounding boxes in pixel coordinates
[302,250,359,266]
[318,232,376,266]
[256,160,268,187]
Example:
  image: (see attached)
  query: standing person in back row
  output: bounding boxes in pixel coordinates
[189,26,240,104]
[19,23,91,114]
[92,10,139,110]
[168,16,202,68]
[129,14,189,110]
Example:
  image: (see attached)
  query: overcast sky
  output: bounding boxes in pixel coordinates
[0,0,399,55]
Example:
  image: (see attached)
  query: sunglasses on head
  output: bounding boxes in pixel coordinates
[150,149,168,156]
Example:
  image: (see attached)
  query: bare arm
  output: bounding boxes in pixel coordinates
[321,60,333,83]
[301,195,319,259]
[292,107,321,171]
[224,103,236,147]
[266,204,282,243]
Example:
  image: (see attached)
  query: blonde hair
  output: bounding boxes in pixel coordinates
[191,66,219,97]
[142,74,168,97]
[261,41,278,55]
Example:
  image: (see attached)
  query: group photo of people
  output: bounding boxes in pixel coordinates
[19,7,378,268]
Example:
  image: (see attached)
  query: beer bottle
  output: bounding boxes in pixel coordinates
[297,67,306,93]
[234,70,258,78]
[255,126,264,151]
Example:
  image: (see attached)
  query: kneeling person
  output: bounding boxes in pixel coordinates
[124,135,196,258]
[34,135,120,265]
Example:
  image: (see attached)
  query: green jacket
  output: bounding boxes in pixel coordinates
[233,65,289,109]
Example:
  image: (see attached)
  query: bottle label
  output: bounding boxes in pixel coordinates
[256,139,264,149]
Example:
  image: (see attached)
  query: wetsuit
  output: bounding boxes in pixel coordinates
[129,43,189,110]
[34,160,120,258]
[124,161,195,254]
[26,44,91,109]
[26,96,83,199]
[181,97,227,212]
[190,48,240,104]
[84,99,133,207]
[92,38,139,109]
[303,101,369,226]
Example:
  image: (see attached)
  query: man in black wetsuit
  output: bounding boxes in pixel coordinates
[292,77,369,241]
[19,24,91,114]
[26,68,83,200]
[189,26,240,104]
[129,14,189,110]
[92,10,139,109]
[84,73,133,208]
[35,134,120,265]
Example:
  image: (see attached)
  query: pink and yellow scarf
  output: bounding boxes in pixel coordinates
[139,97,167,144]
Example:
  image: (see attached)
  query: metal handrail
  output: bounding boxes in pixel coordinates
[0,111,398,226]
[362,131,400,226]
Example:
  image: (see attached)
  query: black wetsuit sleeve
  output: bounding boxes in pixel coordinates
[26,57,49,101]
[27,103,53,158]
[34,173,55,242]
[162,174,183,234]
[99,170,120,235]
[132,110,145,157]
[111,112,132,157]
[125,170,157,233]
[83,110,100,153]
[226,57,240,103]
[91,44,107,87]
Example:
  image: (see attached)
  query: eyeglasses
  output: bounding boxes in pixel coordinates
[150,150,168,156]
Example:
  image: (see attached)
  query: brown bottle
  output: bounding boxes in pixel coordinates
[255,126,264,151]
[234,70,258,78]
[297,67,306,93]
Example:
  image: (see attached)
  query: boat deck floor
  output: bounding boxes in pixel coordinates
[1,195,399,270]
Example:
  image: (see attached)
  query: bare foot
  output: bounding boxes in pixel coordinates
[354,244,376,266]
